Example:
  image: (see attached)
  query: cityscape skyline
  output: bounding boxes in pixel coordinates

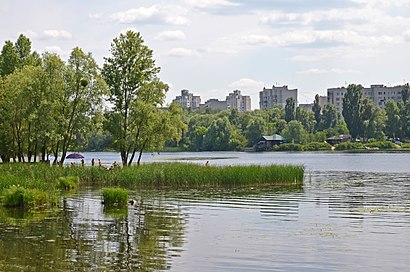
[1,0,410,110]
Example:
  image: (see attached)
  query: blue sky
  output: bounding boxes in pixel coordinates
[1,0,410,109]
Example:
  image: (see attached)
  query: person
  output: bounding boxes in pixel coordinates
[91,158,95,166]
[98,159,102,168]
[81,159,84,167]
[205,161,210,167]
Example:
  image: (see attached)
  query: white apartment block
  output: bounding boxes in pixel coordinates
[173,89,201,110]
[259,85,298,109]
[327,85,404,112]
[226,90,252,112]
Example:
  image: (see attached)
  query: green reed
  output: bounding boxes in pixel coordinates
[102,187,128,206]
[0,162,304,190]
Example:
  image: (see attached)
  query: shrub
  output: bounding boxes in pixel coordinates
[365,141,398,149]
[275,143,304,151]
[56,176,79,190]
[102,188,128,206]
[335,142,365,150]
[2,185,58,209]
[303,142,332,151]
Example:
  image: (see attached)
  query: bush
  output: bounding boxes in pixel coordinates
[401,143,410,149]
[102,188,128,206]
[2,185,58,209]
[56,176,79,190]
[303,142,332,151]
[335,142,365,150]
[365,141,398,149]
[275,143,304,151]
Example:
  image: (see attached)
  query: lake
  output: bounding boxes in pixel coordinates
[1,152,410,271]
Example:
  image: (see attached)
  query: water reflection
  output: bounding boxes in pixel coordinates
[1,172,410,271]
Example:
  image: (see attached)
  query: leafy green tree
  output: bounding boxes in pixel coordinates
[295,107,315,133]
[102,31,168,166]
[203,117,234,151]
[320,103,338,130]
[285,97,295,122]
[57,47,106,164]
[361,98,386,140]
[0,41,19,77]
[282,120,308,144]
[245,117,267,146]
[312,94,321,131]
[342,84,363,138]
[384,99,401,138]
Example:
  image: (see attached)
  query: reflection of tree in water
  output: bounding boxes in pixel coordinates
[0,192,187,271]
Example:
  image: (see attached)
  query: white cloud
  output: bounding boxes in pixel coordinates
[167,47,195,57]
[331,68,360,74]
[42,30,72,40]
[185,0,240,10]
[44,45,63,55]
[404,30,410,41]
[298,68,328,75]
[110,5,190,26]
[156,30,186,41]
[89,13,104,19]
[228,78,265,91]
[241,34,271,46]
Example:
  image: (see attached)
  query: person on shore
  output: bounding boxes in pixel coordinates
[205,161,210,167]
[81,159,84,167]
[91,158,95,166]
[98,159,102,168]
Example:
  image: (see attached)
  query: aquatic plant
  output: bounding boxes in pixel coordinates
[56,176,79,190]
[2,185,58,209]
[102,187,128,206]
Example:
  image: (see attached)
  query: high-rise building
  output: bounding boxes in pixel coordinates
[226,90,251,112]
[259,85,298,109]
[172,89,201,110]
[327,85,404,112]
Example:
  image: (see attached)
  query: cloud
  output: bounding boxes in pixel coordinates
[41,30,72,40]
[167,47,195,57]
[404,30,410,41]
[241,34,271,46]
[185,0,240,12]
[155,30,186,41]
[298,68,360,74]
[110,5,190,26]
[44,45,64,55]
[228,78,265,91]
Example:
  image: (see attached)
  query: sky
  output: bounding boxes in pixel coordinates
[1,0,410,109]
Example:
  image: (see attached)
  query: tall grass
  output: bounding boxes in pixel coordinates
[0,162,304,190]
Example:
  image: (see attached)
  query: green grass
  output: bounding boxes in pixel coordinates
[2,185,58,209]
[0,162,304,206]
[102,187,128,206]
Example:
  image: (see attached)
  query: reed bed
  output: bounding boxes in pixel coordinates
[0,162,304,190]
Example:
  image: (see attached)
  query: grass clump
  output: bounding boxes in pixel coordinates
[365,140,398,149]
[102,187,128,206]
[335,142,365,150]
[2,185,58,209]
[56,176,79,190]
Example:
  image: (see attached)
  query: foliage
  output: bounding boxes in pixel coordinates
[282,120,308,144]
[274,143,304,151]
[285,97,295,122]
[56,176,79,190]
[364,141,398,149]
[102,187,128,206]
[303,142,332,151]
[335,142,365,150]
[2,185,58,209]
[342,84,363,138]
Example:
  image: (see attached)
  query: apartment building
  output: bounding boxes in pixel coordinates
[226,90,251,112]
[259,85,298,109]
[172,89,201,110]
[327,85,403,112]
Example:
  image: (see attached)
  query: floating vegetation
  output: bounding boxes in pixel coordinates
[102,187,128,207]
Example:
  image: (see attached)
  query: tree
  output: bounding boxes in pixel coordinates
[402,83,409,103]
[384,99,401,138]
[102,31,168,166]
[282,120,308,144]
[295,107,315,133]
[312,94,321,131]
[0,41,19,77]
[320,104,338,130]
[245,117,267,147]
[361,98,386,140]
[285,97,295,122]
[203,117,234,151]
[342,84,363,138]
[56,47,106,164]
